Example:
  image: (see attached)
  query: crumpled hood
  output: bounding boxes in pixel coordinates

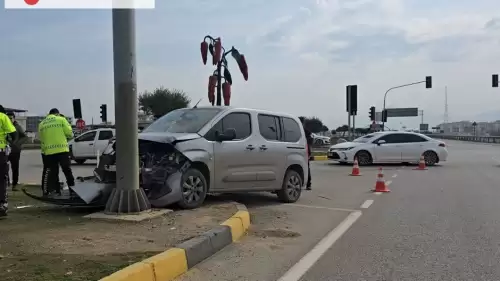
[138,132,201,144]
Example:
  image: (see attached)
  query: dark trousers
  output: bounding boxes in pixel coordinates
[0,151,8,206]
[8,152,20,186]
[41,154,58,194]
[44,152,74,194]
[307,145,312,187]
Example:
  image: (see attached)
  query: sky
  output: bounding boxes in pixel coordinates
[2,0,500,130]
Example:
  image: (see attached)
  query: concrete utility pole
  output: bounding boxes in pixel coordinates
[104,9,151,214]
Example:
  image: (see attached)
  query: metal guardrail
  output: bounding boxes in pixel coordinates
[426,134,500,144]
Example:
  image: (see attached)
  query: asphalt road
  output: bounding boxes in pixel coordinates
[17,149,96,185]
[177,140,500,281]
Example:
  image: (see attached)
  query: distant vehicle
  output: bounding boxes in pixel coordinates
[69,128,115,164]
[100,107,309,209]
[311,133,330,145]
[327,131,448,166]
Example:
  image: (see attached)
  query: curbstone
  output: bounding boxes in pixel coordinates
[312,155,328,161]
[99,260,155,281]
[99,202,251,281]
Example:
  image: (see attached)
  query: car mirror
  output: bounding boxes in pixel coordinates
[216,128,237,142]
[377,139,386,145]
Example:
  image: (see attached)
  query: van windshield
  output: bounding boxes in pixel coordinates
[143,108,222,134]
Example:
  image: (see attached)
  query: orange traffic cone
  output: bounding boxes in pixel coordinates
[350,158,361,176]
[372,167,390,192]
[414,155,428,170]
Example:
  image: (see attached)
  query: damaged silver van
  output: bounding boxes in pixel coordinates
[97,106,309,209]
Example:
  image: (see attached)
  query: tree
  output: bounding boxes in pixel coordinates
[335,125,349,137]
[138,87,191,119]
[299,116,327,133]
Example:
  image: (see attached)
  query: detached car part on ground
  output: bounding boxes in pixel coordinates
[24,107,308,209]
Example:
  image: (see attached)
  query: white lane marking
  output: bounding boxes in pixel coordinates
[287,203,357,213]
[360,200,374,209]
[386,180,392,186]
[375,192,382,195]
[277,211,362,281]
[15,205,34,209]
[392,174,398,178]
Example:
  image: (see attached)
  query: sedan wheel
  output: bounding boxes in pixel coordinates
[423,151,438,166]
[355,151,372,166]
[178,168,207,209]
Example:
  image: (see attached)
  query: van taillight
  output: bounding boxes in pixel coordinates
[439,143,446,147]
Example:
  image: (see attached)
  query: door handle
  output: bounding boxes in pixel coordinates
[89,143,94,146]
[259,145,268,151]
[246,145,255,150]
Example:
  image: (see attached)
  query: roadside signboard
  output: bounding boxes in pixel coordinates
[76,118,86,129]
[386,108,419,117]
[419,124,429,131]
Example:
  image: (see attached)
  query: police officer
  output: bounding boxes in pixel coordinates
[38,108,74,197]
[0,105,18,217]
[6,111,27,191]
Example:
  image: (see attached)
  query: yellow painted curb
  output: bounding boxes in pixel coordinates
[99,260,155,281]
[99,204,251,281]
[313,155,328,161]
[222,217,246,242]
[143,248,188,281]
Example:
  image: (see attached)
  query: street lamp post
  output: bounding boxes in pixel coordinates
[381,76,432,130]
[200,36,248,106]
[104,9,151,214]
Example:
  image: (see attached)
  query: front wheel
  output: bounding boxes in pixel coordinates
[423,151,438,166]
[177,168,208,209]
[355,150,373,166]
[277,170,303,203]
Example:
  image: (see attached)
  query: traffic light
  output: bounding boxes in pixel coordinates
[346,85,358,115]
[369,106,375,121]
[493,74,498,88]
[425,76,432,89]
[100,104,107,123]
[382,109,388,122]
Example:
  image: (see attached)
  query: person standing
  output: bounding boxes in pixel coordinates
[299,117,313,190]
[38,108,74,197]
[0,105,17,217]
[6,112,27,191]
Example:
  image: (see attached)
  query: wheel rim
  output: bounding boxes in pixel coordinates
[424,152,437,165]
[182,175,204,204]
[357,152,370,165]
[286,174,302,199]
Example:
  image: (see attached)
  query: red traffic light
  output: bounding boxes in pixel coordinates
[200,41,208,65]
[213,38,222,65]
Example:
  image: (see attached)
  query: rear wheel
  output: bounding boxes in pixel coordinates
[355,150,372,166]
[177,168,208,209]
[423,151,438,166]
[277,170,303,203]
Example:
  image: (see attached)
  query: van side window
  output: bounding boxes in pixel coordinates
[98,130,114,140]
[282,117,301,142]
[258,114,282,141]
[75,131,96,142]
[205,112,252,141]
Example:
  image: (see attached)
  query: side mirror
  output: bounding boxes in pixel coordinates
[377,139,386,145]
[216,128,236,142]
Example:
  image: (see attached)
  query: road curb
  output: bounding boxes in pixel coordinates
[311,155,328,161]
[99,203,250,281]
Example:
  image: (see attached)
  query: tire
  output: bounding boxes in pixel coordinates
[177,168,208,209]
[277,169,303,203]
[314,139,323,145]
[74,159,86,165]
[355,150,372,166]
[423,151,438,166]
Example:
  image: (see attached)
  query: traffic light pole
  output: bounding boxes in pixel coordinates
[347,86,351,140]
[382,80,426,131]
[105,9,151,214]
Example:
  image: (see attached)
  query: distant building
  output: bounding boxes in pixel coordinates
[439,120,500,136]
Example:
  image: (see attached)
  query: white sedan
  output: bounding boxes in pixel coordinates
[327,131,448,166]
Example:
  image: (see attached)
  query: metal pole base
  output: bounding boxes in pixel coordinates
[104,187,151,214]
